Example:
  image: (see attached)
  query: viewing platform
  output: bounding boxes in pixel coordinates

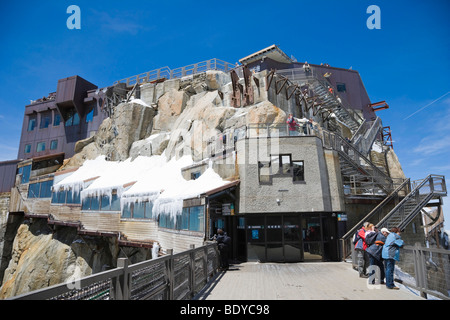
[195,261,423,300]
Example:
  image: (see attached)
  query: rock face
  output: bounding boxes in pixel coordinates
[0,219,116,299]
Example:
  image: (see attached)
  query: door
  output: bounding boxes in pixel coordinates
[302,214,323,261]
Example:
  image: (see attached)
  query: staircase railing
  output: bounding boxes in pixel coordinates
[322,130,393,193]
[340,178,411,259]
[376,174,447,230]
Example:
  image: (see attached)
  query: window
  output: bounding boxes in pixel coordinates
[85,106,95,123]
[53,113,61,126]
[337,83,346,93]
[83,190,121,212]
[158,205,205,232]
[40,114,51,129]
[258,154,305,184]
[24,144,31,154]
[27,118,36,131]
[271,154,291,176]
[191,171,201,180]
[50,140,58,150]
[121,200,153,218]
[292,161,305,182]
[18,165,31,184]
[65,109,80,127]
[52,189,68,204]
[36,142,45,152]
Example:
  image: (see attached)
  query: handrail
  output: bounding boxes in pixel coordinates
[341,178,410,241]
[114,58,236,86]
[376,174,446,229]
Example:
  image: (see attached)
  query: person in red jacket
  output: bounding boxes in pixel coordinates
[286,113,299,136]
[354,222,370,278]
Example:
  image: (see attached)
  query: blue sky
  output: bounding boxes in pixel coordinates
[0,0,449,229]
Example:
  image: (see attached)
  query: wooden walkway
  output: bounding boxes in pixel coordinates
[195,261,423,300]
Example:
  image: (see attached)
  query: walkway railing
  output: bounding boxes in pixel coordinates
[9,243,219,300]
[114,58,237,86]
[398,244,450,300]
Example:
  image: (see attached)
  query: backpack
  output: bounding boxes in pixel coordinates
[365,232,377,246]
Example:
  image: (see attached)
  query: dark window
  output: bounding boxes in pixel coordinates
[40,114,51,129]
[53,113,61,126]
[292,161,305,182]
[27,118,36,131]
[191,171,201,180]
[65,109,80,127]
[337,83,346,93]
[24,144,31,154]
[50,140,58,150]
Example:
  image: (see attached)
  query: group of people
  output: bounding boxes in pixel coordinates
[286,113,314,136]
[354,222,404,289]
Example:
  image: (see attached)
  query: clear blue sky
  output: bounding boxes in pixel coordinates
[0,1,449,229]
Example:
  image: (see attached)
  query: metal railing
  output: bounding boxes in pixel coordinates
[9,243,220,300]
[398,244,450,300]
[114,58,236,86]
[377,174,447,230]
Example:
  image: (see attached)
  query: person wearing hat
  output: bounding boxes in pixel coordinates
[382,227,404,290]
[366,227,390,284]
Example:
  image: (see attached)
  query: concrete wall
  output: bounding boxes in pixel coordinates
[236,136,344,214]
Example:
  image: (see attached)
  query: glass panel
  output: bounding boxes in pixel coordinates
[53,113,61,126]
[21,165,31,184]
[144,201,153,218]
[90,197,100,211]
[247,216,265,243]
[40,114,51,129]
[133,202,145,219]
[51,191,58,203]
[50,140,58,150]
[122,203,132,218]
[284,243,302,262]
[303,216,321,242]
[24,144,31,153]
[189,206,204,232]
[82,197,90,210]
[283,215,301,242]
[266,244,284,262]
[271,155,280,175]
[101,195,111,211]
[247,243,265,262]
[86,108,94,123]
[39,180,53,198]
[111,193,120,211]
[180,207,189,230]
[57,190,67,204]
[28,183,40,198]
[281,155,291,175]
[293,161,304,182]
[73,112,80,125]
[303,242,322,261]
[266,216,282,242]
[36,142,45,152]
[28,118,36,131]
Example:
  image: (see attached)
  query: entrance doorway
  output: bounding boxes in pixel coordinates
[244,213,339,262]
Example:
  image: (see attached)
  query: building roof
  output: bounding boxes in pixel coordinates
[239,45,292,65]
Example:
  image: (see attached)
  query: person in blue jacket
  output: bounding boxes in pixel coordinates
[366,227,390,284]
[382,227,404,290]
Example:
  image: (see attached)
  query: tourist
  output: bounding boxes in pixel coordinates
[216,229,231,271]
[354,222,370,278]
[382,227,404,290]
[366,227,390,284]
[286,113,299,136]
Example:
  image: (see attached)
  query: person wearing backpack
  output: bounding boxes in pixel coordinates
[366,227,390,284]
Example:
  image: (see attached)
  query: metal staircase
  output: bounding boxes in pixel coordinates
[376,175,447,230]
[340,175,447,259]
[322,130,393,195]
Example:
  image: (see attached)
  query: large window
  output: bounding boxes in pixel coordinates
[40,113,51,129]
[36,142,46,152]
[53,113,61,126]
[65,109,80,127]
[18,165,31,184]
[121,200,152,218]
[258,154,305,184]
[27,118,36,131]
[28,180,53,198]
[52,188,81,204]
[158,205,205,232]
